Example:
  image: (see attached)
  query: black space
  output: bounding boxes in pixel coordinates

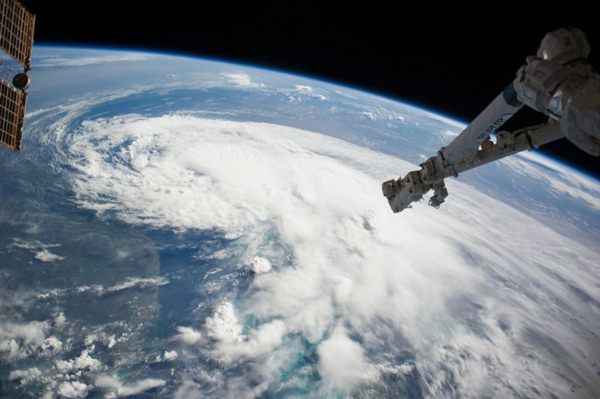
[22,1,599,177]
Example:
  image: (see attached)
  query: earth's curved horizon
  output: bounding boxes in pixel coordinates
[31,44,600,183]
[0,46,599,399]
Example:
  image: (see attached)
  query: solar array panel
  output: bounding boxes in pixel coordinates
[0,79,26,150]
[0,0,35,68]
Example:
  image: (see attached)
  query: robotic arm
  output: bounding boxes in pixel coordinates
[382,28,600,213]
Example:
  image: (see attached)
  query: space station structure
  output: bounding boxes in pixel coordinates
[382,28,600,213]
[0,0,35,151]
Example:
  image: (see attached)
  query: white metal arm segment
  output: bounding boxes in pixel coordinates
[382,28,600,213]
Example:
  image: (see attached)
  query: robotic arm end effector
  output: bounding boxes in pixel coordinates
[382,166,448,213]
[382,172,426,213]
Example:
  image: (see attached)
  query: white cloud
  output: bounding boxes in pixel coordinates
[11,239,60,251]
[41,336,63,356]
[0,321,47,345]
[175,326,202,346]
[504,152,600,210]
[60,115,600,396]
[0,321,49,360]
[95,375,166,398]
[9,367,42,385]
[35,249,65,263]
[174,380,202,399]
[205,301,242,344]
[42,391,55,399]
[359,108,407,122]
[221,72,262,88]
[295,85,313,93]
[104,276,169,293]
[57,381,89,398]
[318,325,378,390]
[106,335,117,349]
[176,300,286,364]
[214,318,287,363]
[361,111,376,120]
[11,239,65,263]
[84,332,117,348]
[55,350,102,373]
[163,350,178,361]
[442,129,459,137]
[37,53,152,68]
[54,312,67,329]
[75,276,168,296]
[0,339,20,359]
[234,319,286,358]
[422,109,467,129]
[248,256,272,274]
[292,84,327,100]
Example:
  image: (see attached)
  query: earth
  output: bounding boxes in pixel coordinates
[1,47,599,399]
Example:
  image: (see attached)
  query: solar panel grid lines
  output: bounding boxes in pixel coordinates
[0,0,35,68]
[0,0,34,151]
[0,79,25,150]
